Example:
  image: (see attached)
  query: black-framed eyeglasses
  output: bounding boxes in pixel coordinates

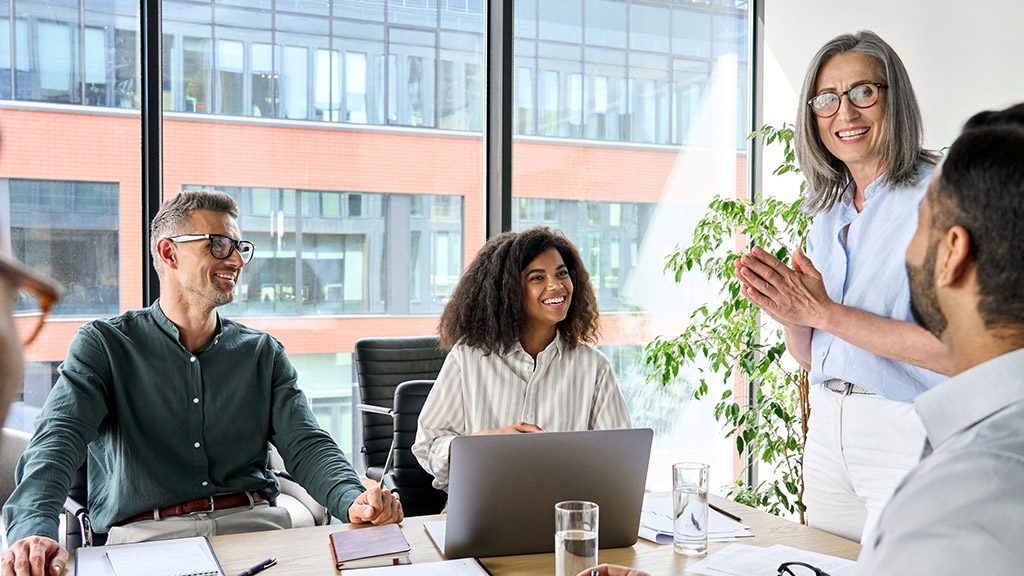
[807,83,887,118]
[0,254,61,347]
[778,561,832,576]
[168,234,255,264]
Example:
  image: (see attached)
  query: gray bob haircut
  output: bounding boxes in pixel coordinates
[149,188,239,277]
[794,30,937,216]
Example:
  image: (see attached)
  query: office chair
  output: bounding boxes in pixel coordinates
[353,336,446,483]
[384,380,447,516]
[0,429,92,549]
[0,428,33,549]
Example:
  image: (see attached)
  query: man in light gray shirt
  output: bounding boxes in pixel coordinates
[854,102,1024,575]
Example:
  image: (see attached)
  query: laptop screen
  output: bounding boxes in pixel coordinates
[434,428,653,559]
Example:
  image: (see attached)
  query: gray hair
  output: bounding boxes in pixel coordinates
[150,188,239,277]
[794,30,938,215]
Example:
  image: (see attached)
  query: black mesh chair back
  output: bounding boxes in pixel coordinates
[354,336,446,482]
[384,380,447,516]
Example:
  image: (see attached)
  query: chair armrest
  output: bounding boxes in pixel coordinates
[355,403,394,417]
[273,470,330,526]
[267,445,330,526]
[62,495,93,548]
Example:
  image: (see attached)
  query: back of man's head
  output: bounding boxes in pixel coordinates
[933,103,1024,332]
[149,189,239,277]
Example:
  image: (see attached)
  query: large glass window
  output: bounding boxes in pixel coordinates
[0,0,141,434]
[513,0,751,492]
[1,0,752,488]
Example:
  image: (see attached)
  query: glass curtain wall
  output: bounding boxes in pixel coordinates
[1,0,485,456]
[0,0,752,483]
[0,0,141,431]
[513,0,751,492]
[159,0,484,452]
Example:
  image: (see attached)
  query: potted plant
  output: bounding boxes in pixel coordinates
[644,124,813,522]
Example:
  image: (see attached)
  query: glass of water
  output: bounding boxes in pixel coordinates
[672,462,710,556]
[554,500,598,576]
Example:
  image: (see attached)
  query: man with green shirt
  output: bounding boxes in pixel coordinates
[1,189,401,576]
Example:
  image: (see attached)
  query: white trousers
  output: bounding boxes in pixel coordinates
[802,384,925,543]
[105,501,292,545]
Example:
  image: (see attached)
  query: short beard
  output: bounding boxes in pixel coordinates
[208,288,234,309]
[907,241,947,338]
[188,283,235,313]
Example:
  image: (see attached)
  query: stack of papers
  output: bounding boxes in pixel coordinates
[639,496,753,544]
[688,544,855,576]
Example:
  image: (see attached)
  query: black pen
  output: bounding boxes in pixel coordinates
[236,557,277,576]
[709,503,742,523]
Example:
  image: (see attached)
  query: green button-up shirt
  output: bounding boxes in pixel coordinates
[3,302,365,542]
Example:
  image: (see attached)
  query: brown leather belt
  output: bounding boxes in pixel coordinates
[116,492,266,526]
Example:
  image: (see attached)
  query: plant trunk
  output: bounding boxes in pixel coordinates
[798,368,810,525]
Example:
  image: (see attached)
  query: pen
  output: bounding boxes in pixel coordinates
[709,503,742,522]
[236,557,277,576]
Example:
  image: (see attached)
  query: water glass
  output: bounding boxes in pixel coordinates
[672,462,709,556]
[554,500,598,576]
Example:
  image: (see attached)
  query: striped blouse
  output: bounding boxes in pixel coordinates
[412,334,632,491]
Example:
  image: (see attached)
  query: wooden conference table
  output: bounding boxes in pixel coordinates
[68,496,861,575]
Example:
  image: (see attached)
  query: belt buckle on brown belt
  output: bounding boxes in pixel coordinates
[177,496,216,517]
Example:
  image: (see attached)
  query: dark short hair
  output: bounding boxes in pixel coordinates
[931,103,1024,331]
[438,227,599,353]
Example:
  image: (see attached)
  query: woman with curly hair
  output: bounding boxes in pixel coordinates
[412,226,631,491]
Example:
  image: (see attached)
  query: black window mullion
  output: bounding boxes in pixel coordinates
[485,0,513,237]
[141,0,162,306]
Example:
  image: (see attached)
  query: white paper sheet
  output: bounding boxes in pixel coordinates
[687,543,856,576]
[75,536,223,576]
[639,496,753,545]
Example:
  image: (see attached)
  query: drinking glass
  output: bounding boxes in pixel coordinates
[554,500,598,576]
[672,462,709,556]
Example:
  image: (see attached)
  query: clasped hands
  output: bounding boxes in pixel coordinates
[475,422,546,435]
[734,246,833,330]
[349,483,404,525]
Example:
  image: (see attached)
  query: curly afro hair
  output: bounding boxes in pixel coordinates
[437,226,599,354]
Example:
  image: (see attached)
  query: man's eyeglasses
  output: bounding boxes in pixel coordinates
[778,561,832,576]
[168,234,255,264]
[807,83,887,118]
[0,254,60,347]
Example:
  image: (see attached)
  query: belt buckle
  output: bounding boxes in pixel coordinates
[843,382,854,396]
[202,496,215,513]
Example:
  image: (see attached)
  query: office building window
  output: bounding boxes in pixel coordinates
[5,179,120,317]
[188,186,463,317]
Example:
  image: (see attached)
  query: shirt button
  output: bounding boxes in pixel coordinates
[190,357,196,363]
[194,442,201,448]
[193,398,200,404]
[202,481,209,487]
[214,339,219,345]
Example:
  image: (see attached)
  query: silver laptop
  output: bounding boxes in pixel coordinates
[425,428,653,559]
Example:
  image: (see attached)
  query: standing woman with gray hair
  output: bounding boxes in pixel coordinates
[734,31,948,543]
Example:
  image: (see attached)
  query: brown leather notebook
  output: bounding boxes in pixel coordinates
[329,524,412,571]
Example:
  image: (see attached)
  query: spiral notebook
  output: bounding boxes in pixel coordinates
[74,536,225,576]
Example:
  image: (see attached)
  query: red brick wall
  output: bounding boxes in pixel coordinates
[1,107,745,362]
